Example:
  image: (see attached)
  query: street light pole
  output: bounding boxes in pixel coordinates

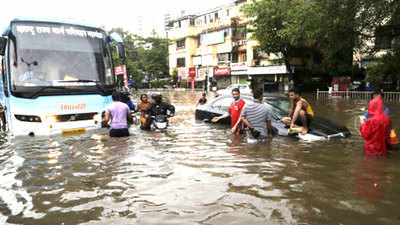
[202,22,211,93]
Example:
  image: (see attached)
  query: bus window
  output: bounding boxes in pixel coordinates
[104,45,114,85]
[1,57,5,96]
[1,49,8,97]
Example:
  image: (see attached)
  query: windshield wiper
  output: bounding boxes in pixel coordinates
[57,80,108,93]
[29,86,67,98]
[57,80,108,94]
[57,79,100,83]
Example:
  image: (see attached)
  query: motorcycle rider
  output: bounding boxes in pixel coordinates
[119,91,136,111]
[136,94,151,127]
[142,93,175,130]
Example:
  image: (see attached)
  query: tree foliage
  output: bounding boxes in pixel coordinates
[243,0,398,80]
[108,28,169,85]
[243,0,317,74]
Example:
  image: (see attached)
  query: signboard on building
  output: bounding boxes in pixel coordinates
[189,67,196,79]
[178,68,187,80]
[232,40,246,47]
[214,67,230,76]
[231,62,247,76]
[196,68,206,81]
[114,65,128,87]
[247,65,288,75]
[201,30,225,46]
[230,62,247,71]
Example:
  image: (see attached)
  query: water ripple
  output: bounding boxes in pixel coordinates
[0,91,399,224]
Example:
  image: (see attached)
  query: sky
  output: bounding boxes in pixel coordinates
[0,0,233,37]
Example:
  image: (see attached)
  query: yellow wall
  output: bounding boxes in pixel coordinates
[168,1,269,77]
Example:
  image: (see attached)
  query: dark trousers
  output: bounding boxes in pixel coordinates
[294,114,313,127]
[140,117,153,130]
[109,128,129,137]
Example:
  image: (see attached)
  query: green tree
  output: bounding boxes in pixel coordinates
[243,0,318,78]
[243,0,397,81]
[141,36,170,80]
[108,28,170,87]
[172,69,178,85]
[314,0,394,77]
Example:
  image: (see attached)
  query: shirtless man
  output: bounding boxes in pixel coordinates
[281,88,314,134]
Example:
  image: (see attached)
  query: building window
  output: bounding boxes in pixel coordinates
[232,52,238,63]
[218,53,231,64]
[226,9,230,17]
[196,36,201,47]
[177,39,185,49]
[204,16,207,24]
[233,26,246,40]
[241,51,247,62]
[215,12,218,20]
[177,58,185,67]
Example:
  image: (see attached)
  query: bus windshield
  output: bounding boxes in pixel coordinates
[9,22,113,90]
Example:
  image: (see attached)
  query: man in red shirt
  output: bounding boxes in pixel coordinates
[211,88,246,134]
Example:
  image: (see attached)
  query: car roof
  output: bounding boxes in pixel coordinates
[263,95,288,100]
[209,95,253,104]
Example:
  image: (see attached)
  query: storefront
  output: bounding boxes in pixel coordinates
[194,67,210,90]
[214,67,231,89]
[247,65,290,92]
[230,62,249,85]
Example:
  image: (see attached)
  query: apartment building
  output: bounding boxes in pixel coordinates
[167,0,291,91]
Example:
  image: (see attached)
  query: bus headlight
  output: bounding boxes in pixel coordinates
[15,115,42,122]
[93,113,101,124]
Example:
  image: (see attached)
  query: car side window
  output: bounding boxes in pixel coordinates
[211,97,233,111]
[275,98,291,113]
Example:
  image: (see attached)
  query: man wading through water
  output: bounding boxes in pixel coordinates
[102,92,133,137]
[233,89,273,140]
[281,88,314,134]
[211,88,246,134]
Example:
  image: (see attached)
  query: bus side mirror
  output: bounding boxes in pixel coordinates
[108,33,125,60]
[0,37,6,56]
[109,33,123,43]
[117,43,125,60]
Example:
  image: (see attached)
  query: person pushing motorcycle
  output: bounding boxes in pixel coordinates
[142,93,175,130]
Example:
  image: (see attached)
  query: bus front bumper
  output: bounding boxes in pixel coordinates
[10,114,103,136]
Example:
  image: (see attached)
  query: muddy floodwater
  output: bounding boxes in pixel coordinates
[0,90,400,225]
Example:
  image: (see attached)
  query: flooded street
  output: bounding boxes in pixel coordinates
[1,90,400,225]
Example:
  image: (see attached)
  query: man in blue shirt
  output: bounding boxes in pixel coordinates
[119,91,136,111]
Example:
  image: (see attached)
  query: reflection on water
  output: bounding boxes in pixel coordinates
[0,91,399,225]
[353,156,393,200]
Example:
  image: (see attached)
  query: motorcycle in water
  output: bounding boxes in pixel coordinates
[150,115,170,131]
